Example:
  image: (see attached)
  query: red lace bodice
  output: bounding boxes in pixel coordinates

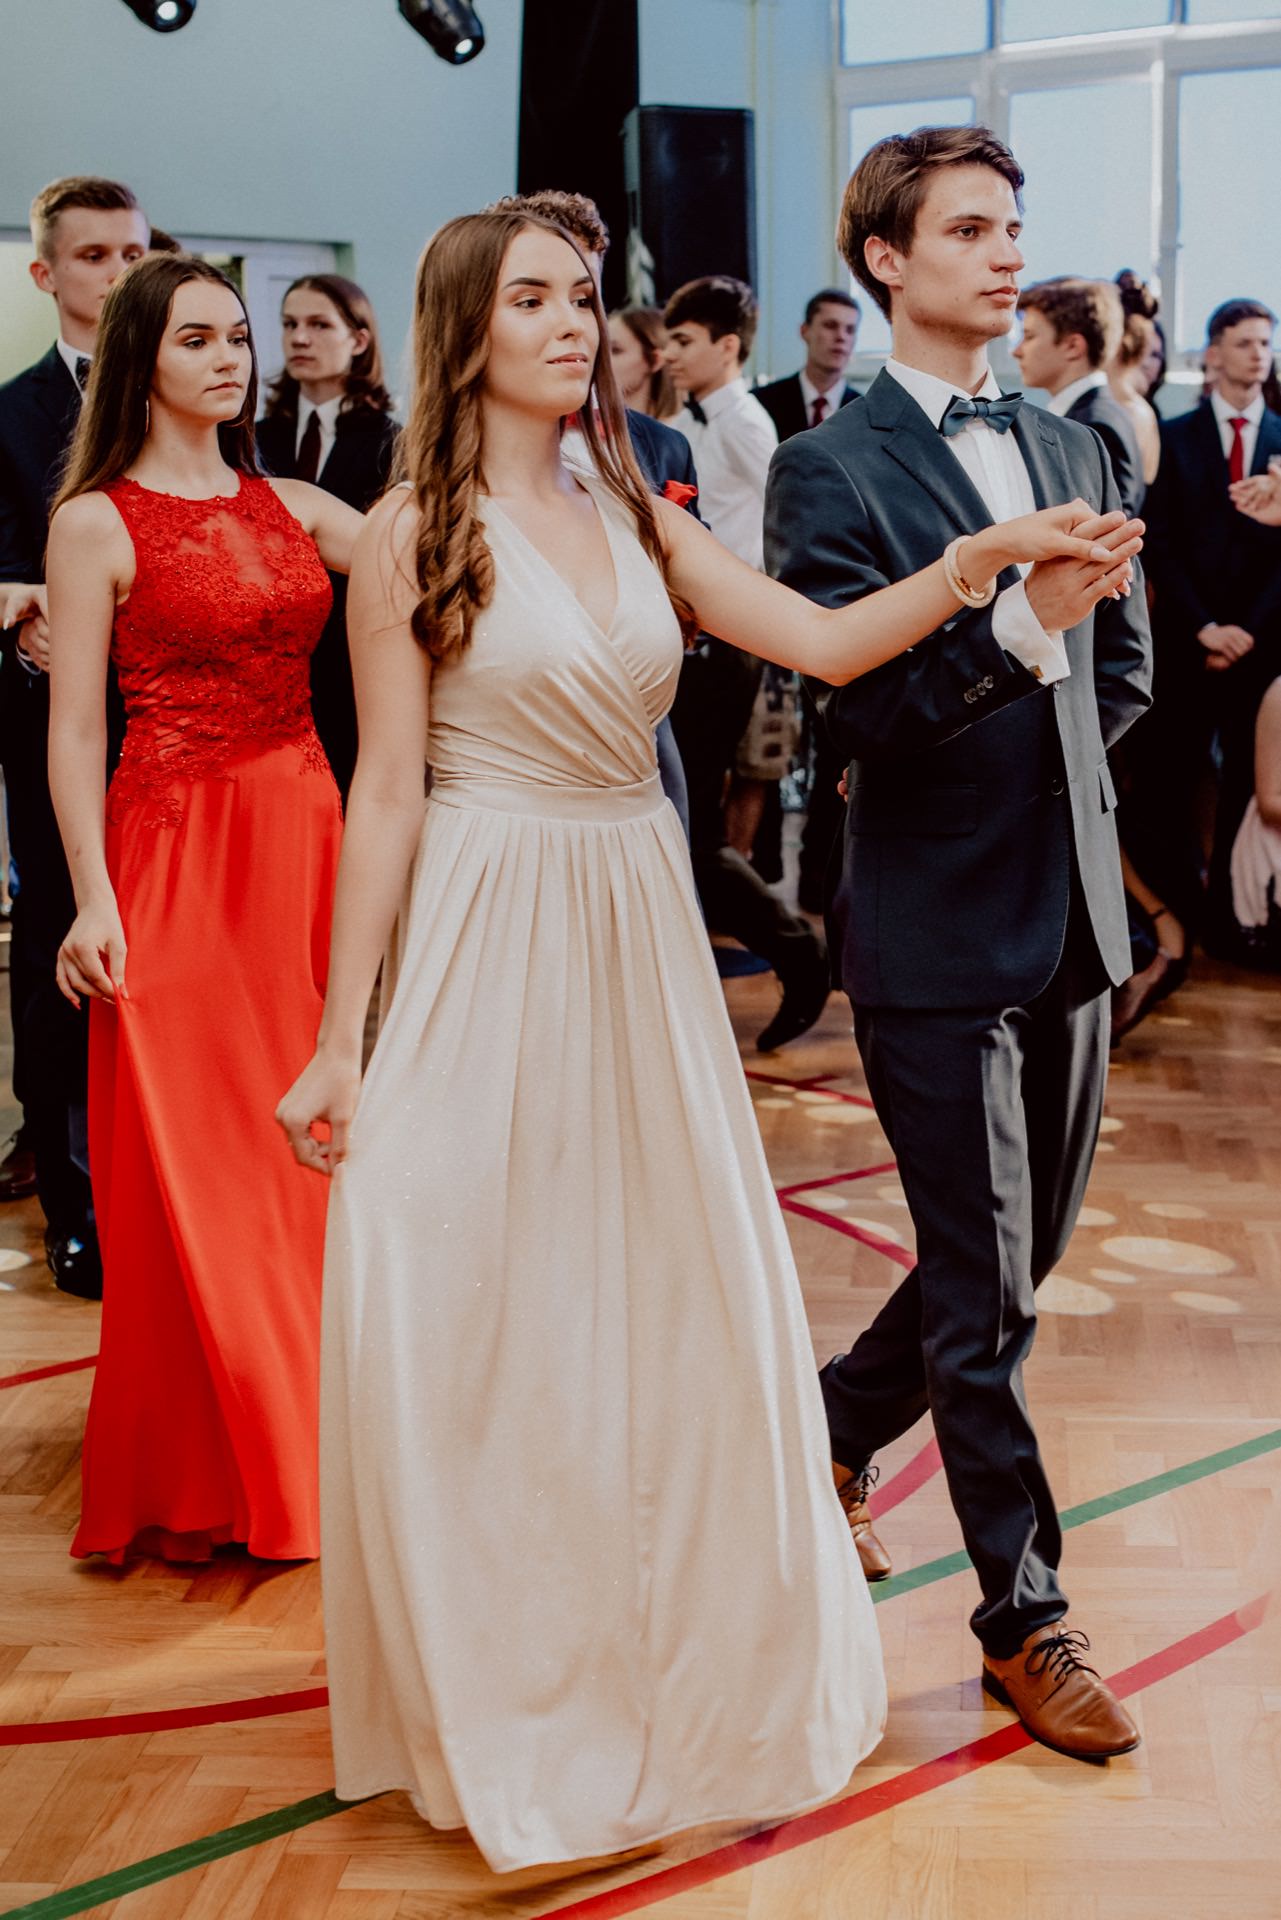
[104,474,333,825]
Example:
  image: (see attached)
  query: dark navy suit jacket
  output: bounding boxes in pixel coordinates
[764,370,1152,1009]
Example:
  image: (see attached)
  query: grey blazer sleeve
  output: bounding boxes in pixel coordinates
[764,431,1043,764]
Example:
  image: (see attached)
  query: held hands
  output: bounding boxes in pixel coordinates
[1196,621,1254,671]
[1003,506,1145,633]
[1230,470,1281,527]
[275,1047,361,1178]
[57,900,128,1009]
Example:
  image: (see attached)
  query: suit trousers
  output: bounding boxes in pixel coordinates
[669,641,818,980]
[821,884,1109,1657]
[2,674,94,1242]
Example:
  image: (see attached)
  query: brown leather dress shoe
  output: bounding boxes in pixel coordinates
[982,1623,1140,1760]
[832,1463,892,1582]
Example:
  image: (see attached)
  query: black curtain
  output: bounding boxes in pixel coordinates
[518,0,639,310]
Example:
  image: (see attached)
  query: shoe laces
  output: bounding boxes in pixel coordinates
[837,1463,879,1515]
[1025,1628,1099,1699]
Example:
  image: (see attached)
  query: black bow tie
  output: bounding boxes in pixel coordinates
[684,394,707,426]
[74,355,91,393]
[939,391,1023,438]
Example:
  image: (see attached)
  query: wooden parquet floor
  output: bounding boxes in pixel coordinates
[1,954,1278,1919]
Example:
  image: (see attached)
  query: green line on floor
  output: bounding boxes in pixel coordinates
[6,1424,1279,1920]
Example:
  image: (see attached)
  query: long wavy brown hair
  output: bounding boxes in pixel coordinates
[397,210,695,663]
[263,273,395,422]
[54,254,258,513]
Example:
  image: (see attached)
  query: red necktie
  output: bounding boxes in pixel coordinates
[810,393,828,429]
[296,410,322,483]
[1228,416,1247,485]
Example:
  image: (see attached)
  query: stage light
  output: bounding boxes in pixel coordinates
[398,0,485,65]
[122,0,196,29]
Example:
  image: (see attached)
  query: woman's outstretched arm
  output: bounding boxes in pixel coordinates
[657,495,1142,687]
[275,490,430,1175]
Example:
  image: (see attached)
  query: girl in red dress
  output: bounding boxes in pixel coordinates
[46,254,362,1562]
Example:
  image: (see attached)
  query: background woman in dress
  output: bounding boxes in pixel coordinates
[46,253,360,1563]
[607,304,678,419]
[258,273,398,799]
[276,211,1140,1873]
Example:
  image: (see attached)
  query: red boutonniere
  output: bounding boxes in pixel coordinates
[662,480,697,509]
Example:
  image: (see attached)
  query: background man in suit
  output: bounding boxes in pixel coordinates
[1136,297,1281,953]
[1014,277,1145,514]
[0,175,149,1297]
[765,125,1151,1759]
[754,286,861,442]
[756,287,863,910]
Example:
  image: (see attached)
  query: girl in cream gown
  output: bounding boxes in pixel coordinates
[278,210,1140,1874]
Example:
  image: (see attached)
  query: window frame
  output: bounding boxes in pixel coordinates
[834,6,1281,381]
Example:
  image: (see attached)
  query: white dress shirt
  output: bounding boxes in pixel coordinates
[1210,387,1265,474]
[884,357,1069,685]
[671,376,777,570]
[798,369,846,428]
[1046,369,1107,419]
[296,393,343,474]
[56,338,89,388]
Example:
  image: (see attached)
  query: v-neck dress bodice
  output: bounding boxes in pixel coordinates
[320,470,884,1873]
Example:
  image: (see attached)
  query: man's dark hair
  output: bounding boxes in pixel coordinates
[485,189,609,258]
[804,286,860,326]
[1017,277,1123,372]
[663,276,758,363]
[837,125,1024,320]
[30,175,146,260]
[1206,297,1276,345]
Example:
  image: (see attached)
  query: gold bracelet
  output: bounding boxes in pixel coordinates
[942,535,996,609]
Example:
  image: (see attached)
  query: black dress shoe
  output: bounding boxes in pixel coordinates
[0,1130,38,1203]
[46,1234,103,1301]
[756,945,831,1053]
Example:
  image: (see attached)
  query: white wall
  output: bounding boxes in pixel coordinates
[0,0,523,391]
[639,0,840,381]
[0,0,841,390]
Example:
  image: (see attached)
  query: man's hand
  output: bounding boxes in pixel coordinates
[1196,621,1254,668]
[1024,513,1138,632]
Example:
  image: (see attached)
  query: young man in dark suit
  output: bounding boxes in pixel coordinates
[1014,277,1145,514]
[0,175,149,1297]
[765,125,1151,1759]
[1137,297,1281,958]
[754,286,861,442]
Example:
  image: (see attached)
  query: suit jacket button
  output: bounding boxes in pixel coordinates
[1050,777,1066,796]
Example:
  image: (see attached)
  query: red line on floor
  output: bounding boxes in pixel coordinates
[541,1593,1272,1918]
[869,1435,943,1518]
[776,1161,897,1200]
[745,1070,876,1110]
[780,1196,915,1270]
[0,1353,98,1391]
[0,1684,329,1747]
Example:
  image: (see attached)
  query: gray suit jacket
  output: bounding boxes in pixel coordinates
[764,370,1152,1009]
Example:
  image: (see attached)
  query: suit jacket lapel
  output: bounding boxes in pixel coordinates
[866,369,994,539]
[1011,404,1072,511]
[1251,406,1281,476]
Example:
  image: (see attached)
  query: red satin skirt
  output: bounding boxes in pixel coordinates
[73,743,341,1562]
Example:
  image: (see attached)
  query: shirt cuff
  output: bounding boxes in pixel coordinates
[991,580,1070,686]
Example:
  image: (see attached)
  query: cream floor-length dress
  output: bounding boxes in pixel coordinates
[321,473,886,1873]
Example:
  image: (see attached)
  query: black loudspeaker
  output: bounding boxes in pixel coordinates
[623,105,756,306]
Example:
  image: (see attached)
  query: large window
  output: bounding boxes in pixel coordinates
[836,3,1281,381]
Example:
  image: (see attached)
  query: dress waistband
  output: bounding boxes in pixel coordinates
[428,770,667,824]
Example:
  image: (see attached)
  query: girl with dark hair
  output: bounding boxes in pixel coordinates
[258,274,399,797]
[274,210,1137,1869]
[45,252,362,1563]
[1110,271,1162,485]
[607,303,677,418]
